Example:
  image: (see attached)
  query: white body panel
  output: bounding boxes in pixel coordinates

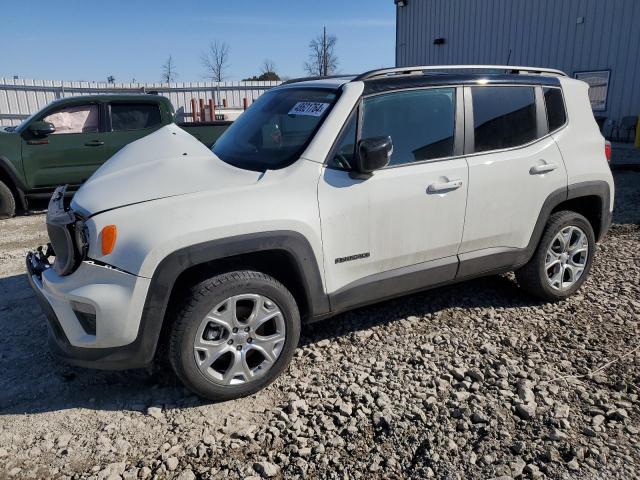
[554,78,614,211]
[460,136,567,253]
[319,160,468,292]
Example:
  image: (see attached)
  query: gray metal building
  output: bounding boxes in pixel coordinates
[395,0,640,134]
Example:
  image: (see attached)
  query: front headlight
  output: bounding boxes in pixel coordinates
[74,219,89,259]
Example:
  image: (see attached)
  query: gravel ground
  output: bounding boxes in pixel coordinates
[0,171,638,480]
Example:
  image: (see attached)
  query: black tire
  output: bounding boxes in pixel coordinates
[168,270,300,401]
[515,210,596,301]
[0,180,16,219]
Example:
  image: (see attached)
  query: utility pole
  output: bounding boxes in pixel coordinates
[322,26,328,76]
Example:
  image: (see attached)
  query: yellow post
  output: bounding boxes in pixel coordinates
[636,116,640,149]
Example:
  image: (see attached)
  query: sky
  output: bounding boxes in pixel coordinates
[0,0,396,83]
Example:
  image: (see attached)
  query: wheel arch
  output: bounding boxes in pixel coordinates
[0,155,27,210]
[137,231,330,365]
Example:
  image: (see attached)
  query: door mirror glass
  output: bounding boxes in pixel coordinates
[356,136,393,173]
[28,121,56,137]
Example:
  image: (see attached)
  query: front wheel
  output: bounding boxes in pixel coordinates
[0,180,16,219]
[168,271,300,401]
[516,211,596,301]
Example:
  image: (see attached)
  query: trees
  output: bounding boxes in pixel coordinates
[243,60,281,81]
[201,41,230,82]
[304,27,338,77]
[161,55,178,83]
[107,75,115,84]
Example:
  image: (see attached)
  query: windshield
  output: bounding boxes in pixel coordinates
[212,88,338,171]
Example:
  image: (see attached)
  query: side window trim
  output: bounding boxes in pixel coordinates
[463,86,475,155]
[535,86,549,138]
[324,102,361,171]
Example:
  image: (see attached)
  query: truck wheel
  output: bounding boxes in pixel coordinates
[516,211,595,301]
[0,180,16,219]
[169,270,300,401]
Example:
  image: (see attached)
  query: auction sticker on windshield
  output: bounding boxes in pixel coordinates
[288,102,330,117]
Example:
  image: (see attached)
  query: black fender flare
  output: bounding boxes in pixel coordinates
[131,231,330,366]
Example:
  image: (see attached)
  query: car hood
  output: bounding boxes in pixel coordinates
[71,123,262,216]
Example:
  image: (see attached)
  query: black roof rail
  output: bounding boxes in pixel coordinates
[354,65,568,81]
[281,74,356,85]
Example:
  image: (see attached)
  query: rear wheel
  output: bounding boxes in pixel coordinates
[516,211,595,301]
[168,270,300,401]
[0,180,16,219]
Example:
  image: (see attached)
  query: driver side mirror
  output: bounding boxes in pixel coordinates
[29,121,56,137]
[354,136,393,177]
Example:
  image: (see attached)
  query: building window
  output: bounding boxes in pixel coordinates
[471,86,537,152]
[544,88,567,133]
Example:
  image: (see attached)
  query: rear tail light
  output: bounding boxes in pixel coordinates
[604,141,612,162]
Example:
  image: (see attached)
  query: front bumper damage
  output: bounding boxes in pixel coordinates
[25,187,154,370]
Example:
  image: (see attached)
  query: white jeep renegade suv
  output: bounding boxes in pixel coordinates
[27,65,614,400]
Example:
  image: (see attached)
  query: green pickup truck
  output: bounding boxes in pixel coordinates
[0,94,231,218]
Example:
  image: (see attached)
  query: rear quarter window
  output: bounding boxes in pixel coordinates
[110,103,162,131]
[471,86,537,153]
[543,87,567,132]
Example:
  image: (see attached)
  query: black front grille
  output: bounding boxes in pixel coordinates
[46,186,80,276]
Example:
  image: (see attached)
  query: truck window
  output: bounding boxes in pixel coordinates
[43,104,100,134]
[361,88,456,165]
[110,103,162,131]
[471,86,537,152]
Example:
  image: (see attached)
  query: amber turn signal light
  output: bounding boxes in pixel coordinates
[101,225,117,255]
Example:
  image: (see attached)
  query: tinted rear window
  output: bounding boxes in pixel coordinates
[111,103,161,131]
[544,87,567,132]
[472,86,537,152]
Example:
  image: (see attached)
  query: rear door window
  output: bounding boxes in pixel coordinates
[543,87,567,133]
[471,86,537,152]
[110,103,162,131]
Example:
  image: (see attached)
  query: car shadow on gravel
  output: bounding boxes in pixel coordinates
[0,273,191,416]
[299,273,543,347]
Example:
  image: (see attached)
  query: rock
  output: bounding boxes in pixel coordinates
[567,459,580,471]
[515,402,536,420]
[372,412,391,429]
[523,463,542,479]
[465,368,485,383]
[175,470,196,480]
[553,403,570,419]
[138,466,152,479]
[165,457,179,471]
[202,434,216,446]
[0,448,8,458]
[516,381,535,403]
[471,412,489,424]
[97,462,126,480]
[607,408,628,422]
[592,415,606,427]
[146,406,163,419]
[253,461,279,478]
[56,433,72,447]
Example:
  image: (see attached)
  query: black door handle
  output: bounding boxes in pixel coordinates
[84,140,104,147]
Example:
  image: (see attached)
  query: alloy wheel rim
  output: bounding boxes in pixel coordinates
[545,225,589,291]
[193,294,286,386]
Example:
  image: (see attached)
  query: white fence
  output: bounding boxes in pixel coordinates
[0,77,281,126]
